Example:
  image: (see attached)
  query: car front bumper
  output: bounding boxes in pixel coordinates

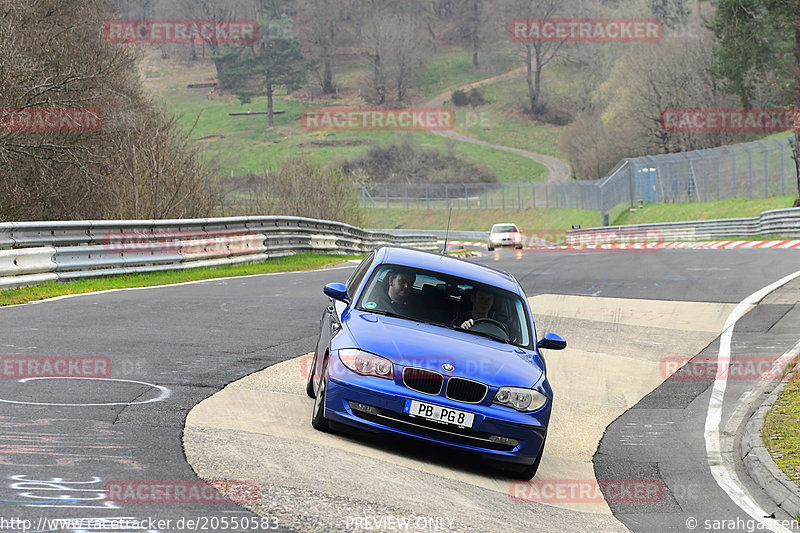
[323,374,548,466]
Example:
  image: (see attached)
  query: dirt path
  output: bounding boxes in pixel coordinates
[422,67,573,182]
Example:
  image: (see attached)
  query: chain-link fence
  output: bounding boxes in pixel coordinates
[358,181,601,210]
[598,135,796,219]
[358,134,797,224]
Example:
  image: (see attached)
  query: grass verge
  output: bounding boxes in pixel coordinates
[613,196,797,226]
[0,254,360,307]
[763,372,800,485]
[363,207,601,232]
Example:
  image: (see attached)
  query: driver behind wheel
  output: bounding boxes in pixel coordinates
[454,288,496,330]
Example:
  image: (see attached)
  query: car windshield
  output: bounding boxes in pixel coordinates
[493,225,518,233]
[356,264,532,348]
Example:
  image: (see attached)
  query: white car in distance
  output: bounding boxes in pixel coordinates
[488,223,523,251]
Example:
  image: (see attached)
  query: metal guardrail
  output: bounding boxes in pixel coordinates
[565,208,800,245]
[0,216,438,290]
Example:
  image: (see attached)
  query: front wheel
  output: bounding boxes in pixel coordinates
[487,245,494,251]
[305,354,318,399]
[311,358,330,432]
[513,436,546,480]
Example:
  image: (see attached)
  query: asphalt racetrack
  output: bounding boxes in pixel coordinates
[1,247,799,533]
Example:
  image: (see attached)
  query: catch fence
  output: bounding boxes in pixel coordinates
[358,135,797,223]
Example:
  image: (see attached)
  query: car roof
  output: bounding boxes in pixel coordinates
[491,223,518,230]
[374,245,521,293]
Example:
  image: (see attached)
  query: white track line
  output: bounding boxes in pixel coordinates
[704,270,800,532]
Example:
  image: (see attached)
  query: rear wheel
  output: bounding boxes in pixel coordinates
[311,358,330,432]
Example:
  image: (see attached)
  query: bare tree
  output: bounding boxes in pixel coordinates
[357,1,431,104]
[295,0,355,94]
[0,0,218,221]
[502,0,571,115]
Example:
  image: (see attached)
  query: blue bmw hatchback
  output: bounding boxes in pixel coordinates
[307,245,565,479]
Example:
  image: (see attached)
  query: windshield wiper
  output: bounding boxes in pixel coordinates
[361,308,416,321]
[454,325,510,345]
[361,309,448,328]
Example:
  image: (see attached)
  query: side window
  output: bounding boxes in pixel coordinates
[346,252,374,296]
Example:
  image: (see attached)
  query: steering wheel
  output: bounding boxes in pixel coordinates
[471,317,508,333]
[469,317,510,342]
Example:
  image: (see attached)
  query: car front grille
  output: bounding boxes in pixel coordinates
[402,367,443,395]
[349,403,518,451]
[446,377,488,403]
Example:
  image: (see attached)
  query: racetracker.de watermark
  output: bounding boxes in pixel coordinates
[301,107,455,131]
[660,108,800,133]
[509,479,663,504]
[661,356,799,381]
[509,18,663,42]
[103,229,260,256]
[103,19,258,44]
[1,356,111,379]
[104,480,259,505]
[300,354,507,381]
[0,107,102,132]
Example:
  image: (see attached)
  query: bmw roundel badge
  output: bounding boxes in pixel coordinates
[442,363,454,372]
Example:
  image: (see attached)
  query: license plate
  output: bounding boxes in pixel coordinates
[403,399,475,428]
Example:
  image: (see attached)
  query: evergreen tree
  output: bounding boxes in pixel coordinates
[708,0,800,202]
[214,15,309,127]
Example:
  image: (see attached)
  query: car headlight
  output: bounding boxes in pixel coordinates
[493,387,548,412]
[338,349,394,380]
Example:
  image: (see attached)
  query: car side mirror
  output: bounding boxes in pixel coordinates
[323,282,350,304]
[537,332,566,350]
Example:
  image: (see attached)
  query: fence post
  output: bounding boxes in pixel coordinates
[780,140,786,196]
[756,141,768,197]
[404,183,409,208]
[385,183,389,208]
[464,184,469,209]
[484,183,488,209]
[426,184,429,209]
[627,160,635,208]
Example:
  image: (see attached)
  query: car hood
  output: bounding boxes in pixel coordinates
[344,312,543,388]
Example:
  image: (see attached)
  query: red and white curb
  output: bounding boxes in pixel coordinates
[441,240,800,251]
